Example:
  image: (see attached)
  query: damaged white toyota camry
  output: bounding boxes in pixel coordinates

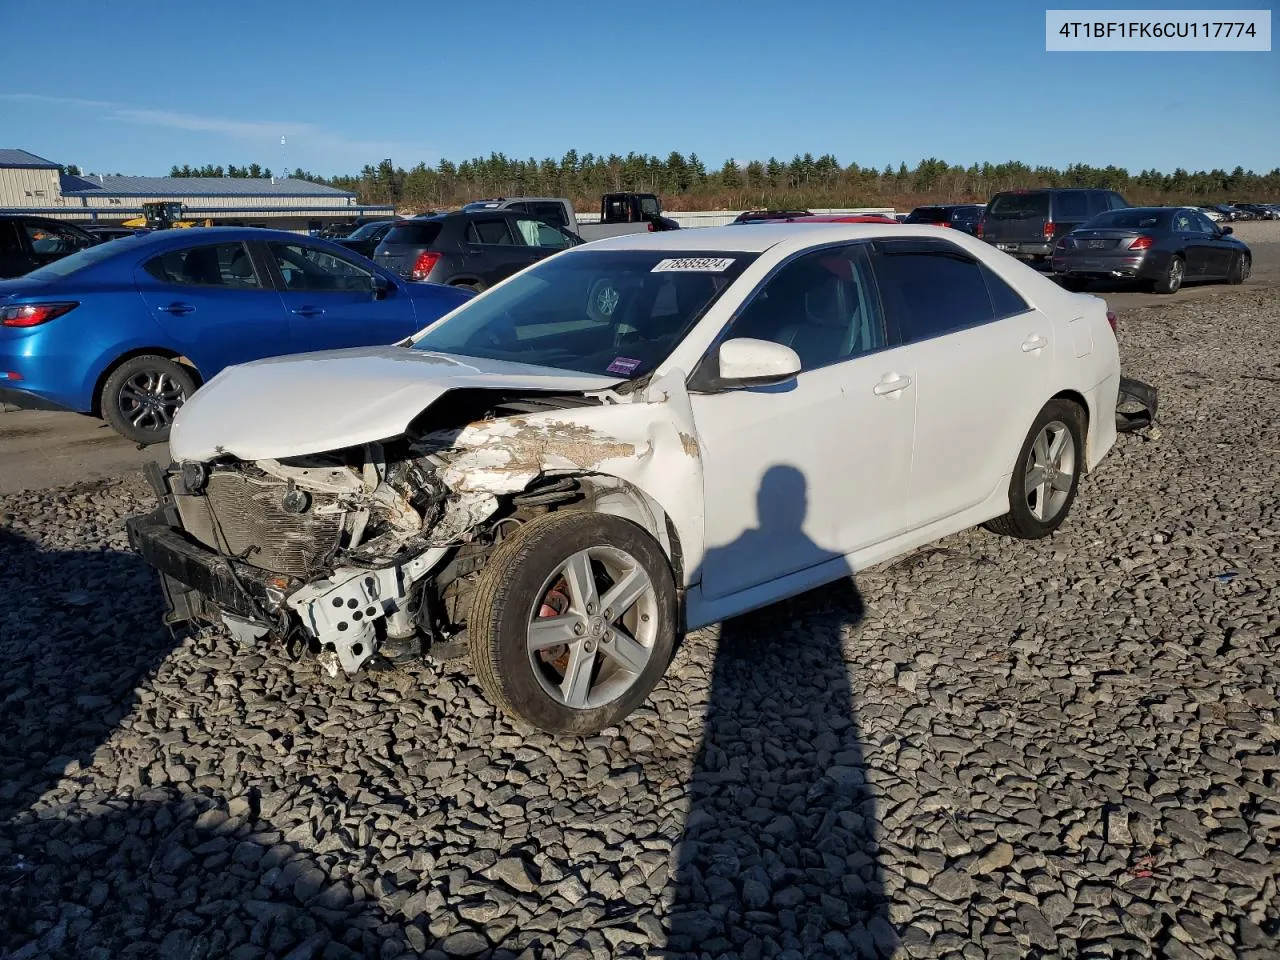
[128,223,1156,735]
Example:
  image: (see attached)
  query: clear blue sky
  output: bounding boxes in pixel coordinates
[1,0,1275,177]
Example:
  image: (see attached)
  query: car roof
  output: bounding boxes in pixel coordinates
[577,222,978,254]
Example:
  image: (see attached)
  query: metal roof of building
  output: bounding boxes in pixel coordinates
[58,173,355,199]
[0,149,61,169]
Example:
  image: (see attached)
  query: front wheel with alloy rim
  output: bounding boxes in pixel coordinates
[986,399,1086,540]
[1153,255,1185,294]
[100,355,197,444]
[467,511,678,735]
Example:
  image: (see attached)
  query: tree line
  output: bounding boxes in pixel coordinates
[156,152,1280,211]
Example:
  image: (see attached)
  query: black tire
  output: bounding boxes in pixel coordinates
[100,355,197,444]
[986,399,1086,540]
[1227,252,1249,285]
[468,511,678,736]
[1059,276,1089,292]
[1152,255,1185,294]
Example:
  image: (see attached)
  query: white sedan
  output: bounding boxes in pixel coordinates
[128,224,1150,735]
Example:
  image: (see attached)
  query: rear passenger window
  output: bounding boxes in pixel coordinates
[1085,192,1109,217]
[1055,192,1088,220]
[144,243,261,288]
[467,219,516,245]
[874,241,995,342]
[981,264,1030,318]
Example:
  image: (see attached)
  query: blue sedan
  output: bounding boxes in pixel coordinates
[0,227,472,443]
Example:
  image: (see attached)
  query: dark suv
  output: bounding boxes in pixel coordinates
[980,189,1129,261]
[373,211,582,291]
[0,215,97,278]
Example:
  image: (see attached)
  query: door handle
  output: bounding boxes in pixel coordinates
[873,374,912,396]
[291,306,324,317]
[159,302,194,315]
[1021,334,1047,352]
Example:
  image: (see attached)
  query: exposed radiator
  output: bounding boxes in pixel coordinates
[175,470,343,577]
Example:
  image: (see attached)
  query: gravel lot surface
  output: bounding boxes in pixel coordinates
[2,287,1279,959]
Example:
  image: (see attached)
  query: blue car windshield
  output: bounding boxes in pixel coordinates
[24,234,147,280]
[411,249,757,378]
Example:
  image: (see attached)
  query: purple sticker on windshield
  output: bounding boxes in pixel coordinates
[606,356,642,376]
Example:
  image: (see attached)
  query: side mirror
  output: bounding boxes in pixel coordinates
[371,273,391,299]
[693,337,801,391]
[1219,225,1233,236]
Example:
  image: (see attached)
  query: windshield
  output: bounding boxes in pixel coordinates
[988,192,1050,219]
[1083,210,1169,230]
[23,234,145,281]
[412,249,757,377]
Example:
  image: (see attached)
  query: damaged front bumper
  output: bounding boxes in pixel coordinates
[126,461,450,676]
[1116,376,1158,432]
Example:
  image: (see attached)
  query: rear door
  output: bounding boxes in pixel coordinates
[135,241,292,373]
[983,192,1050,248]
[1170,209,1212,277]
[461,216,540,287]
[872,238,1052,524]
[265,241,418,351]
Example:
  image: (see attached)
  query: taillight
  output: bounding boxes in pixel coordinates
[410,251,441,280]
[1106,311,1117,334]
[647,222,656,232]
[1055,236,1073,250]
[932,221,949,228]
[1043,221,1056,240]
[1129,236,1154,251]
[975,220,985,239]
[0,302,78,327]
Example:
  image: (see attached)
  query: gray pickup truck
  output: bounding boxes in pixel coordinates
[461,192,681,241]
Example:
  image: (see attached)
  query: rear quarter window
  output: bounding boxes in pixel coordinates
[383,222,443,246]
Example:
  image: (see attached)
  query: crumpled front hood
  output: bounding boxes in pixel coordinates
[168,346,621,462]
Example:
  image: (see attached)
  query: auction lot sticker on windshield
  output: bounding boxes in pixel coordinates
[652,257,736,273]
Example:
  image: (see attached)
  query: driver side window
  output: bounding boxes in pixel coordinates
[269,243,373,292]
[718,244,886,372]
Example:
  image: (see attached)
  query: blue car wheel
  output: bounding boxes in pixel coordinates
[100,355,198,445]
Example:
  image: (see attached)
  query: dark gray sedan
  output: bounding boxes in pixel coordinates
[1052,206,1251,294]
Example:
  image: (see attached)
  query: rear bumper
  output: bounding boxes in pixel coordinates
[1051,250,1168,280]
[988,239,1053,258]
[0,385,75,412]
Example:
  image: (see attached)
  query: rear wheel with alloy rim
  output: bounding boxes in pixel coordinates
[986,399,1086,539]
[468,511,678,735]
[100,355,197,444]
[1153,255,1184,294]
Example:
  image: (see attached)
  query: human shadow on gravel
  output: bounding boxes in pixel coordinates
[0,528,174,822]
[0,790,486,960]
[664,466,897,959]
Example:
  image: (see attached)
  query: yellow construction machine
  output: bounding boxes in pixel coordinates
[120,202,214,230]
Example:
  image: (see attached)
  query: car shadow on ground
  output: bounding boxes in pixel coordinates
[0,527,175,821]
[663,465,897,959]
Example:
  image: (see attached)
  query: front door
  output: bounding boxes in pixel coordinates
[872,238,1052,525]
[690,243,915,601]
[134,240,292,374]
[1171,209,1213,278]
[265,241,418,352]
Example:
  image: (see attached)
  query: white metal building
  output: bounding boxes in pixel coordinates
[0,149,393,232]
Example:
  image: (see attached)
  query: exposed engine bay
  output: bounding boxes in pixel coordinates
[129,388,635,677]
